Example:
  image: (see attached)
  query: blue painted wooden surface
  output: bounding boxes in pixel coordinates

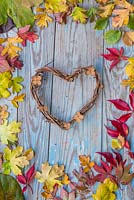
[1,1,134,199]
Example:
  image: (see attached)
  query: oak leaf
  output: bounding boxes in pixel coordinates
[35,8,53,28]
[71,7,88,23]
[45,0,68,13]
[99,4,115,18]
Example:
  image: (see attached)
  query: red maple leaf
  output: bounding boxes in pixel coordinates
[18,25,38,47]
[101,47,128,71]
[17,164,35,193]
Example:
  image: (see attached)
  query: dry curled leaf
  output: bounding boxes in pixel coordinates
[79,155,94,173]
[0,105,9,125]
[122,32,134,46]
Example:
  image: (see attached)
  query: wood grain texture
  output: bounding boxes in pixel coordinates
[18,24,55,200]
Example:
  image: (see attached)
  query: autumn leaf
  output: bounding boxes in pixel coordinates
[95,17,108,30]
[122,32,134,46]
[36,162,68,191]
[11,76,24,94]
[112,9,129,28]
[0,46,12,73]
[45,0,68,13]
[99,4,115,18]
[71,7,88,23]
[104,30,122,44]
[0,71,12,98]
[87,7,98,23]
[92,178,118,200]
[35,8,53,28]
[0,105,9,125]
[0,119,21,144]
[125,57,134,78]
[17,164,35,193]
[101,47,128,70]
[3,146,31,175]
[1,36,23,58]
[18,25,38,46]
[79,155,94,172]
[122,77,134,91]
[11,94,25,108]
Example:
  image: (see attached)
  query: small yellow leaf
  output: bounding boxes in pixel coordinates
[79,155,94,172]
[23,148,34,161]
[122,77,134,91]
[11,94,25,108]
[112,139,122,150]
[34,12,53,28]
[125,57,134,78]
[62,174,70,185]
[99,4,115,18]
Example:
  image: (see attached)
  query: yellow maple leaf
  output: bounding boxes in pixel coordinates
[35,162,67,191]
[79,155,94,173]
[122,32,134,46]
[11,94,25,108]
[99,4,115,18]
[71,6,88,23]
[1,36,23,58]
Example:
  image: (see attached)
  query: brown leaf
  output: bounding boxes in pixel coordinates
[122,32,134,46]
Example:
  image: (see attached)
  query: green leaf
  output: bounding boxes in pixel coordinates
[0,174,24,200]
[104,30,122,44]
[87,7,98,23]
[11,76,24,94]
[7,0,34,28]
[0,0,8,25]
[71,6,88,23]
[95,18,108,30]
[128,13,134,30]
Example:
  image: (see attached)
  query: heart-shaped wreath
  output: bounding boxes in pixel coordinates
[31,65,102,130]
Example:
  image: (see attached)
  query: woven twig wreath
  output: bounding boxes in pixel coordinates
[31,66,102,130]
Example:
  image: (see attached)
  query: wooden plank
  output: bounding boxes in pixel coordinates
[18,25,55,200]
[48,0,103,178]
[103,32,134,199]
[0,30,17,152]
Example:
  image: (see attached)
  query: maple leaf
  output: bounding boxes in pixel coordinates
[125,57,134,78]
[35,8,53,28]
[45,0,68,13]
[79,155,94,173]
[92,178,118,200]
[71,7,88,23]
[36,162,68,191]
[0,119,21,144]
[0,71,12,98]
[11,94,25,108]
[1,36,23,58]
[101,47,128,70]
[17,164,36,193]
[0,105,9,125]
[3,146,31,175]
[11,76,24,94]
[18,25,38,46]
[122,32,134,46]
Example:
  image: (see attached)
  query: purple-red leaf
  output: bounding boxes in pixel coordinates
[97,152,117,167]
[108,99,131,111]
[101,47,128,70]
[117,113,132,123]
[26,164,35,183]
[17,175,27,185]
[93,164,106,174]
[105,126,119,138]
[129,91,134,111]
